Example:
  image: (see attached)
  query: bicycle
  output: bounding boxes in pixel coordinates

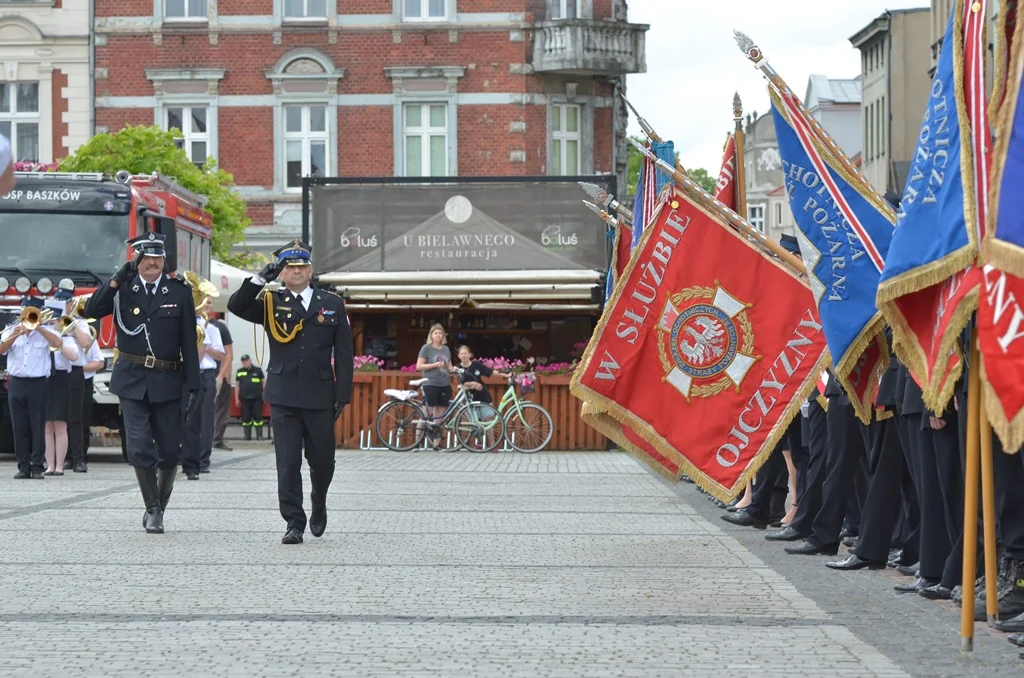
[495,372,554,453]
[374,370,505,453]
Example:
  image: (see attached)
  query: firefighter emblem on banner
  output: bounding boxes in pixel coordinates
[657,284,758,401]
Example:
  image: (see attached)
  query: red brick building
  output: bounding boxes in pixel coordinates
[93,0,648,255]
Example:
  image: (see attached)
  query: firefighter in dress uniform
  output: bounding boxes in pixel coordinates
[227,240,353,545]
[235,354,265,440]
[83,233,201,534]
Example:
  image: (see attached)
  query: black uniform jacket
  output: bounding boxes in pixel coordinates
[84,273,200,402]
[227,279,353,410]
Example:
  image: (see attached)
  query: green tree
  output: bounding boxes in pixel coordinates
[626,135,717,196]
[59,125,251,266]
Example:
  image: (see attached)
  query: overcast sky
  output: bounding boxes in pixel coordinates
[625,0,931,172]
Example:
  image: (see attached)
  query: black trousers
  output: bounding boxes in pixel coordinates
[893,410,922,565]
[746,443,786,522]
[120,394,182,470]
[200,369,216,470]
[808,399,866,548]
[8,376,48,474]
[241,399,262,426]
[790,401,828,537]
[67,366,85,463]
[854,415,906,563]
[212,376,231,446]
[914,415,953,580]
[271,404,336,532]
[82,378,95,455]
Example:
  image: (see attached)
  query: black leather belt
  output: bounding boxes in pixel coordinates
[118,352,182,373]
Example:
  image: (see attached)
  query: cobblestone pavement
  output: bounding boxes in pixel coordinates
[0,448,1014,676]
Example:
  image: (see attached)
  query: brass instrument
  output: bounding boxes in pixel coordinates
[69,294,91,319]
[19,307,54,331]
[183,271,220,349]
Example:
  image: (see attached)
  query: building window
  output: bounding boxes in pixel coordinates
[0,82,39,162]
[166,106,210,167]
[403,103,448,177]
[551,103,581,175]
[748,204,765,233]
[284,104,329,189]
[551,0,581,18]
[403,0,445,21]
[284,0,326,18]
[165,0,207,19]
[774,202,783,227]
[879,95,886,157]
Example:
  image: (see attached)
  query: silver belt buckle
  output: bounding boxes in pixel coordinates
[144,355,156,369]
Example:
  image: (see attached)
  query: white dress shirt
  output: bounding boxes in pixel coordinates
[1,324,53,378]
[199,320,224,371]
[52,334,78,372]
[83,342,104,380]
[295,286,313,311]
[69,319,91,367]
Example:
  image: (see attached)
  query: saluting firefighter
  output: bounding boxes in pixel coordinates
[228,240,353,545]
[83,233,201,534]
[234,354,265,441]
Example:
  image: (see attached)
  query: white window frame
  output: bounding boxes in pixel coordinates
[774,202,783,228]
[165,105,211,167]
[162,0,209,21]
[551,0,581,19]
[282,0,328,21]
[0,82,40,163]
[402,102,449,177]
[283,103,330,191]
[748,204,765,234]
[402,0,448,21]
[551,103,582,176]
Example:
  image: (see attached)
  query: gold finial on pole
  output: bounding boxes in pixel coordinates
[627,138,805,275]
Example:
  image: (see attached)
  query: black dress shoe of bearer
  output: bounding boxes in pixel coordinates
[13,471,30,479]
[826,554,885,571]
[766,526,806,542]
[1008,633,1024,648]
[918,584,953,600]
[896,562,920,577]
[994,609,1024,633]
[895,576,938,593]
[281,527,303,545]
[719,509,768,529]
[785,541,839,556]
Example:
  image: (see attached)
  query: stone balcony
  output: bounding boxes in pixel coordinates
[532,19,648,76]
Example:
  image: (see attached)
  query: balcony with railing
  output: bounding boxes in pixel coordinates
[532,19,648,75]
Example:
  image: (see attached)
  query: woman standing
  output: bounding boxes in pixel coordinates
[416,324,452,450]
[43,317,79,475]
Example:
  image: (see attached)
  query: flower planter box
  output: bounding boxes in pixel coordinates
[334,370,607,451]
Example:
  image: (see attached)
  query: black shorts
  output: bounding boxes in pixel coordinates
[422,385,452,408]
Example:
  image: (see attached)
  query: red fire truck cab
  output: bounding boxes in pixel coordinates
[0,171,213,455]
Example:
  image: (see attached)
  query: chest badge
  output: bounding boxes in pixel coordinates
[133,307,141,315]
[161,286,169,295]
[131,284,140,293]
[317,314,325,323]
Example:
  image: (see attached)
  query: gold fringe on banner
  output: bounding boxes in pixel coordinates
[979,359,1024,454]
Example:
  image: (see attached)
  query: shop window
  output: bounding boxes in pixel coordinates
[0,82,38,162]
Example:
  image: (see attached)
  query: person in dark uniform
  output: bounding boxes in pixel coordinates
[0,297,63,479]
[83,232,201,534]
[181,296,224,480]
[234,354,265,440]
[227,240,353,545]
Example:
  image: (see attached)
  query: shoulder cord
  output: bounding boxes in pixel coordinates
[262,289,304,343]
[112,290,156,356]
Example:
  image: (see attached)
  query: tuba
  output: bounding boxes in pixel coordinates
[183,271,220,349]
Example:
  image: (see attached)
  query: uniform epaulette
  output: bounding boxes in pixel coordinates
[316,288,343,301]
[167,274,188,286]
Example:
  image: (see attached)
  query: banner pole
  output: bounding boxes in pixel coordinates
[961,333,982,650]
[733,92,748,221]
[980,377,999,625]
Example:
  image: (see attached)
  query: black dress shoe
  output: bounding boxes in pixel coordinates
[281,528,303,545]
[213,443,233,451]
[13,470,30,479]
[63,459,73,470]
[186,471,199,480]
[766,526,806,542]
[310,508,327,538]
[199,468,210,474]
[896,562,920,577]
[895,576,938,593]
[826,554,885,571]
[720,509,768,529]
[918,584,953,600]
[30,470,44,479]
[838,528,855,541]
[785,541,839,556]
[995,610,1024,633]
[73,460,87,473]
[841,536,857,548]
[1008,633,1024,648]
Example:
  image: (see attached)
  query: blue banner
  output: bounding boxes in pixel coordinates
[878,7,973,294]
[652,141,675,197]
[771,98,894,380]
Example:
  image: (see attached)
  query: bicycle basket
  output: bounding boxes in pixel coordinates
[517,373,536,395]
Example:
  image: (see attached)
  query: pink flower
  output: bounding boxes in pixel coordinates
[353,355,385,372]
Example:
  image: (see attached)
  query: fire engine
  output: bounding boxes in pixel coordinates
[0,171,213,455]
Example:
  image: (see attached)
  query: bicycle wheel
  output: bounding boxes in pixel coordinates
[374,399,427,451]
[503,402,553,453]
[454,402,505,453]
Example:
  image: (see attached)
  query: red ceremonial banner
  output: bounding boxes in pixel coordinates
[714,134,738,212]
[571,189,829,499]
[979,266,1024,452]
[613,222,633,280]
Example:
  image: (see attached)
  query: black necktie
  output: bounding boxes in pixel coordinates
[299,293,307,312]
[145,282,155,297]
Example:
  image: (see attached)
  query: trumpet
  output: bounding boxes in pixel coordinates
[19,307,54,331]
[58,314,99,343]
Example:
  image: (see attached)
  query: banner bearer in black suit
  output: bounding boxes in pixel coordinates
[228,240,353,545]
[83,232,201,534]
